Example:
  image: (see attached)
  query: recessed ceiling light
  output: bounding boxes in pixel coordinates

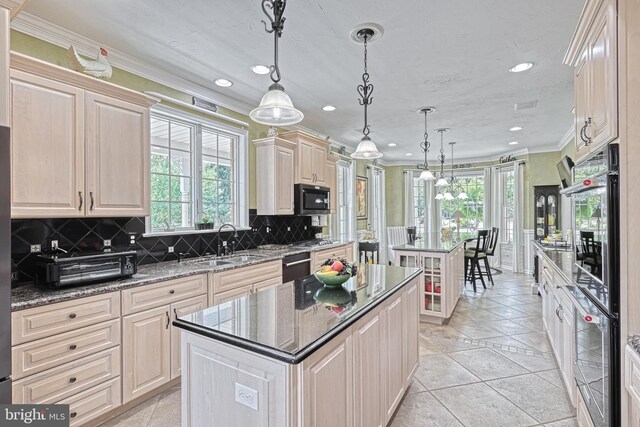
[508,62,533,73]
[509,126,523,132]
[251,65,270,75]
[214,78,233,87]
[388,143,397,147]
[322,105,336,112]
[405,153,413,156]
[509,141,519,145]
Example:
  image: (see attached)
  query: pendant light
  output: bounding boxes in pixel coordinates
[418,107,436,180]
[443,142,456,199]
[434,129,450,187]
[249,0,304,126]
[351,28,383,159]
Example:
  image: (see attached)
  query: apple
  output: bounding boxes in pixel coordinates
[331,260,344,272]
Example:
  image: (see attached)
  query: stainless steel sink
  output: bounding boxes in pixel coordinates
[228,255,263,263]
[202,260,234,267]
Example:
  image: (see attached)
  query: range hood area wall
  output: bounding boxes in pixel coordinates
[10,210,318,285]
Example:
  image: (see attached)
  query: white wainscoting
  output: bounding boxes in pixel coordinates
[524,229,535,274]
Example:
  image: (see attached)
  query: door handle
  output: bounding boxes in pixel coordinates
[580,118,592,144]
[78,191,83,211]
[165,311,170,329]
[89,192,95,210]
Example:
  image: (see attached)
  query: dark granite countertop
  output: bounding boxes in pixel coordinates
[173,264,421,364]
[393,238,466,254]
[11,240,354,311]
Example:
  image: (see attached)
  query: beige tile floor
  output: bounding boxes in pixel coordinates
[102,271,577,427]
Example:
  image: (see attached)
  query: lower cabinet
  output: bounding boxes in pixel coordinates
[123,294,208,402]
[62,377,121,426]
[353,310,384,427]
[384,293,406,422]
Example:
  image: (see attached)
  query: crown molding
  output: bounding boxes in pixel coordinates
[10,12,257,115]
[557,126,574,150]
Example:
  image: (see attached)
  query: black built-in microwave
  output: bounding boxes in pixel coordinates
[294,184,330,215]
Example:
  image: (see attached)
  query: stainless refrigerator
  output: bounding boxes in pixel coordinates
[0,125,11,403]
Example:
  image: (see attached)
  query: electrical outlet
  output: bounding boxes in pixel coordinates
[50,240,59,250]
[129,233,137,245]
[304,226,307,230]
[103,239,111,247]
[223,241,228,247]
[266,227,270,233]
[168,246,174,253]
[287,227,291,232]
[235,383,258,411]
[30,244,41,253]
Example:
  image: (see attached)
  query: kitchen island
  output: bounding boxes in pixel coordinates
[393,236,466,322]
[173,264,421,427]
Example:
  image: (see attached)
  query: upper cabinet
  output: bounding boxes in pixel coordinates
[565,0,617,162]
[253,137,297,215]
[280,131,329,186]
[9,53,158,218]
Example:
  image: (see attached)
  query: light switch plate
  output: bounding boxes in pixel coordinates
[235,383,258,411]
[168,246,174,253]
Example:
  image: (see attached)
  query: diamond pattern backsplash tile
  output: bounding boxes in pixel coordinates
[11,210,319,285]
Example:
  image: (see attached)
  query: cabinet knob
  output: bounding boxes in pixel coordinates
[69,377,77,383]
[169,290,175,294]
[70,412,77,419]
[69,344,77,350]
[68,313,77,319]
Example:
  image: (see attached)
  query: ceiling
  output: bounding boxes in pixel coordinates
[21,0,584,164]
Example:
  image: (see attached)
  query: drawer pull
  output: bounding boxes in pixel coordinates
[68,313,77,319]
[70,412,77,419]
[69,344,77,350]
[69,377,77,383]
[169,290,175,294]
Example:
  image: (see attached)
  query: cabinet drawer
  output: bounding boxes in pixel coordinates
[12,319,120,380]
[213,285,253,305]
[12,292,120,345]
[61,377,121,426]
[313,245,349,270]
[12,347,120,404]
[626,345,640,410]
[122,274,207,315]
[213,261,281,294]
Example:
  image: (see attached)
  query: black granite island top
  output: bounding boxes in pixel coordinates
[11,240,354,311]
[173,264,421,364]
[393,238,467,254]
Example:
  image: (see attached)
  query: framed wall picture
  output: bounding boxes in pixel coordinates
[356,176,368,219]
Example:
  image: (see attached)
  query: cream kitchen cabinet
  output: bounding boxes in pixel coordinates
[9,52,157,218]
[311,243,354,271]
[565,0,618,161]
[280,130,329,186]
[326,154,338,214]
[625,345,640,427]
[210,260,282,306]
[253,136,297,215]
[170,295,208,379]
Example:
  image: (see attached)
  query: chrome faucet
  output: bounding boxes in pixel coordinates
[217,223,239,256]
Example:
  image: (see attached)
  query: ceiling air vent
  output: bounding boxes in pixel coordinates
[514,100,538,111]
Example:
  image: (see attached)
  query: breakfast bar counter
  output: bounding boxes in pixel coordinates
[173,264,421,427]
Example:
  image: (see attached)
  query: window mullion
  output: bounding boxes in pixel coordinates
[194,124,203,223]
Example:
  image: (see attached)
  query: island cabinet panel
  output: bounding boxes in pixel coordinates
[302,328,354,427]
[9,69,85,218]
[85,92,150,217]
[403,280,419,386]
[122,305,171,403]
[352,309,385,427]
[384,293,406,423]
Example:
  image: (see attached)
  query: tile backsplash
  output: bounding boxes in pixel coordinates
[11,210,319,284]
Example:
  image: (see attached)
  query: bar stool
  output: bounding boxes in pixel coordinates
[465,230,489,292]
[358,241,380,264]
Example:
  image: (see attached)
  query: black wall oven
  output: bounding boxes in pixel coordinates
[294,184,330,215]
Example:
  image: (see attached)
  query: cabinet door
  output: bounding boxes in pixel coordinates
[85,92,150,217]
[384,294,405,423]
[574,46,591,162]
[170,295,208,379]
[297,140,315,184]
[561,302,576,404]
[302,331,353,427]
[122,305,171,403]
[327,159,337,214]
[313,146,327,185]
[352,310,384,427]
[213,284,253,305]
[9,70,85,218]
[403,279,419,387]
[587,0,617,149]
[275,144,295,214]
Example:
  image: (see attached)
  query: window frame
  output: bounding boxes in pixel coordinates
[145,105,249,235]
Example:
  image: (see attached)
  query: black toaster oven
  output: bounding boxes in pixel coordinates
[35,250,137,287]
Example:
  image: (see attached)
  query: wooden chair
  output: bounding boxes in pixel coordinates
[464,230,490,292]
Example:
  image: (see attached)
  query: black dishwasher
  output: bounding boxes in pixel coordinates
[282,252,311,283]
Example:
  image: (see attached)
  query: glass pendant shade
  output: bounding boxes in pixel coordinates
[458,191,468,199]
[435,193,444,200]
[351,136,383,159]
[250,83,304,126]
[444,192,454,201]
[435,176,450,187]
[419,168,436,181]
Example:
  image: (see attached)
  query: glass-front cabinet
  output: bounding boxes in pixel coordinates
[534,185,561,240]
[396,251,449,318]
